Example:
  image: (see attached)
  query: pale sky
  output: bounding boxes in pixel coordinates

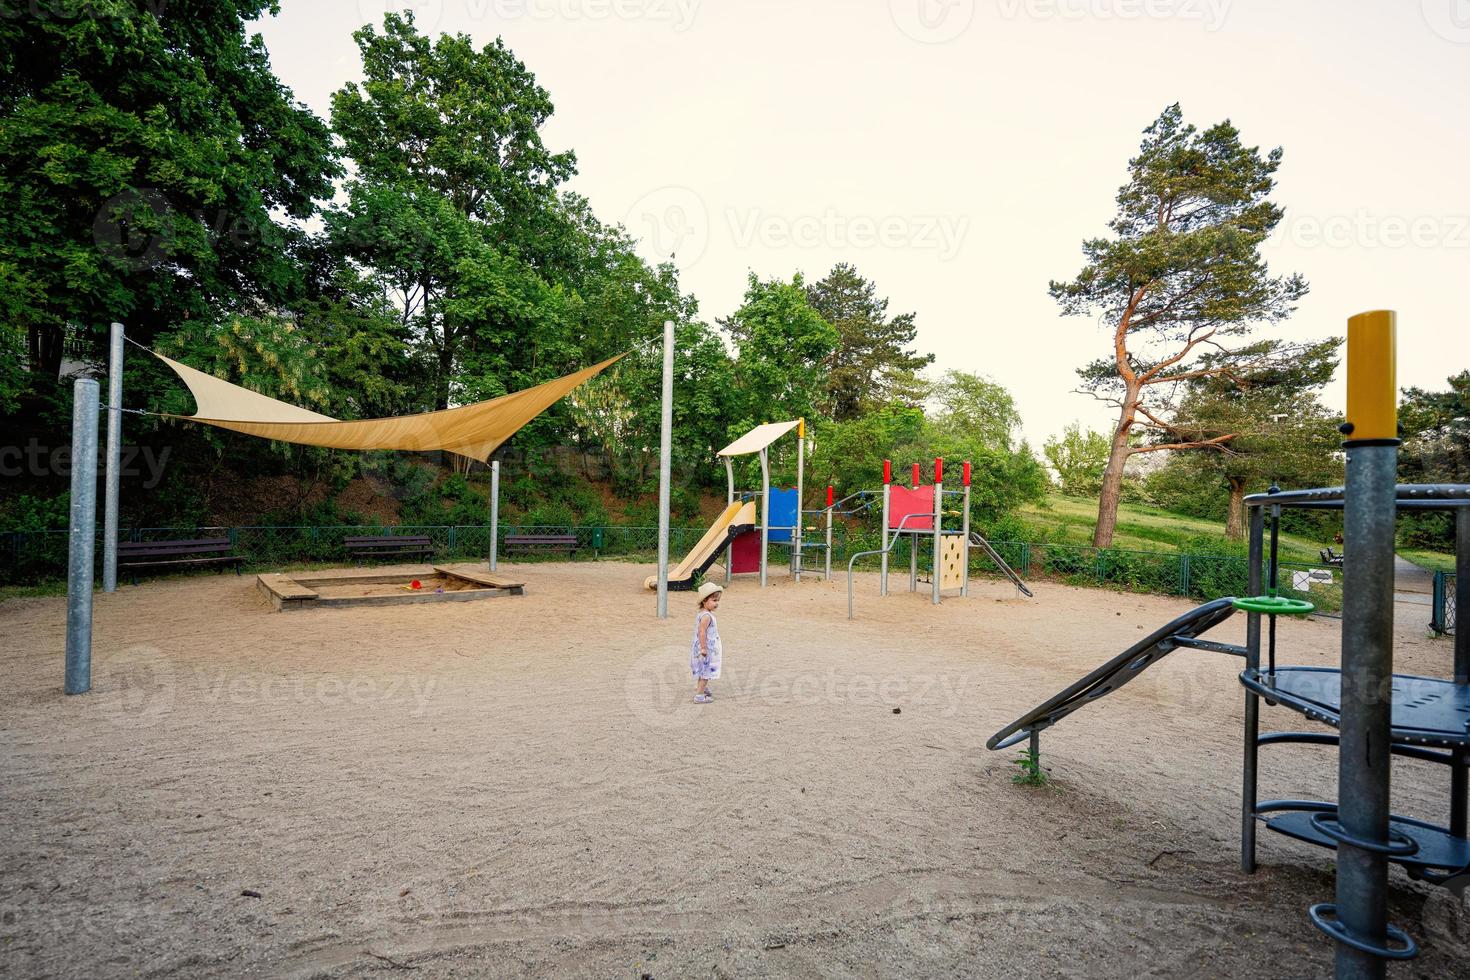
[253,0,1470,449]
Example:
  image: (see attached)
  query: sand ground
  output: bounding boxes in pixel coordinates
[1,562,1467,979]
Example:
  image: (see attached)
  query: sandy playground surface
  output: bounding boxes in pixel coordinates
[2,561,1467,979]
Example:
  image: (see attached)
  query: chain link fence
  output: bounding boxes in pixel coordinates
[1432,572,1458,636]
[2,523,1348,616]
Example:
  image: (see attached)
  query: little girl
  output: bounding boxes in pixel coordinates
[691,581,723,703]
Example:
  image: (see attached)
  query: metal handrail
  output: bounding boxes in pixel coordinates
[848,511,928,620]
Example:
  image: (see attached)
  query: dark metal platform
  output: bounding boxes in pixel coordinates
[1262,806,1470,875]
[1241,666,1470,749]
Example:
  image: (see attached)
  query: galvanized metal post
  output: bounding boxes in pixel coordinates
[931,461,943,605]
[488,460,499,571]
[1335,442,1397,980]
[960,479,971,598]
[102,321,123,593]
[66,377,100,695]
[880,478,890,597]
[1241,504,1265,872]
[656,319,674,618]
[794,418,804,583]
[1450,506,1468,838]
[759,448,770,588]
[725,457,735,584]
[1334,310,1400,980]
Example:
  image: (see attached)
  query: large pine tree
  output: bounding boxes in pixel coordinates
[805,263,933,421]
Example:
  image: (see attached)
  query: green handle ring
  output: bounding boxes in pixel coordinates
[1233,595,1315,616]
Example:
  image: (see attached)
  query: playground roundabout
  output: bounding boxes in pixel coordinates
[2,561,1466,978]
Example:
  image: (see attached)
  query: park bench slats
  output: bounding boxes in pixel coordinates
[503,534,578,556]
[344,535,434,562]
[117,537,242,582]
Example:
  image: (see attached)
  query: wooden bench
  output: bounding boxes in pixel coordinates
[503,533,578,557]
[118,538,242,583]
[1320,547,1345,568]
[344,535,434,563]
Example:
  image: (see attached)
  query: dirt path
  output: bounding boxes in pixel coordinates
[2,564,1466,978]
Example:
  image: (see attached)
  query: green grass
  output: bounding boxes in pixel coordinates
[1020,495,1326,563]
[1398,549,1457,574]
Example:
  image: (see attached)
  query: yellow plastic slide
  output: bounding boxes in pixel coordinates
[643,500,757,590]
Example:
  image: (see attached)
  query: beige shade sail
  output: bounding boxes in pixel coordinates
[717,420,801,457]
[157,352,624,463]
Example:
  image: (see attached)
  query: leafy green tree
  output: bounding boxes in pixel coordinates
[720,273,840,438]
[1401,371,1470,483]
[1159,339,1341,537]
[1050,104,1310,547]
[328,12,576,410]
[1044,424,1113,496]
[931,371,1022,450]
[805,263,933,420]
[1397,371,1470,550]
[0,2,337,379]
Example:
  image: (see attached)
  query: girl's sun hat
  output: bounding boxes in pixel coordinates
[696,581,724,602]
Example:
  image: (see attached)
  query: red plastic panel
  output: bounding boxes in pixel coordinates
[888,485,934,532]
[730,528,761,573]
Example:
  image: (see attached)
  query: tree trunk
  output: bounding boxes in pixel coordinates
[1092,392,1138,548]
[1225,479,1246,540]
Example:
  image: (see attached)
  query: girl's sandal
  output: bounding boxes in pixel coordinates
[693,693,712,704]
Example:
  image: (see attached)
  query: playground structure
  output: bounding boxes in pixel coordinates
[985,311,1470,978]
[646,419,819,591]
[847,458,1032,619]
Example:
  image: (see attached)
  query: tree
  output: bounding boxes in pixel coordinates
[720,273,840,438]
[931,371,1022,450]
[1401,371,1470,484]
[1044,424,1113,496]
[0,2,337,380]
[805,263,933,419]
[1050,104,1310,547]
[328,12,576,410]
[1163,341,1343,537]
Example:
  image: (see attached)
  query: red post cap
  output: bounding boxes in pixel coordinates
[883,459,891,484]
[934,457,943,483]
[911,462,920,487]
[962,461,971,486]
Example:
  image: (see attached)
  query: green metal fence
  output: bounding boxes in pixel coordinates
[1432,572,1458,636]
[0,523,1346,617]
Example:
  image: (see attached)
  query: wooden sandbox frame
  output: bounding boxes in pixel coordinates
[256,566,525,612]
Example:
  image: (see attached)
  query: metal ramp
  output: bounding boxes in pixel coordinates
[969,531,1033,597]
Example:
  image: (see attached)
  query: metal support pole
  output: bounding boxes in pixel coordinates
[656,319,674,618]
[1333,310,1401,980]
[1450,507,1468,838]
[1334,442,1397,980]
[66,378,100,695]
[932,472,943,606]
[103,321,123,593]
[909,531,917,592]
[880,481,890,597]
[489,460,499,571]
[1241,505,1265,872]
[960,481,971,598]
[759,448,770,588]
[724,458,736,584]
[794,419,805,583]
[1269,502,1281,673]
